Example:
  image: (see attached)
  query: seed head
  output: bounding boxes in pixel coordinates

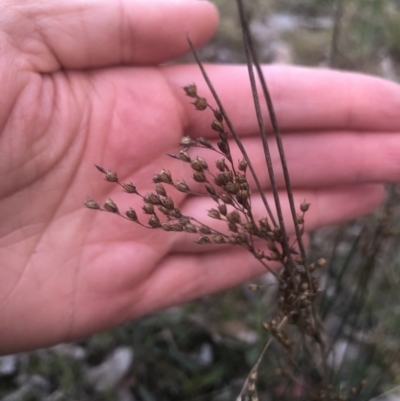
[238,159,247,172]
[300,200,311,213]
[158,206,170,215]
[85,199,101,210]
[205,185,216,196]
[220,193,233,205]
[193,171,207,183]
[218,203,227,216]
[296,214,304,224]
[179,136,196,147]
[213,108,223,121]
[217,140,230,156]
[175,181,190,193]
[171,223,184,232]
[125,208,138,222]
[142,203,154,214]
[95,164,107,174]
[177,151,191,163]
[105,170,118,182]
[208,209,221,220]
[197,137,213,149]
[159,169,172,184]
[148,215,161,228]
[211,120,224,133]
[144,193,161,205]
[227,210,241,224]
[162,223,173,231]
[213,235,225,244]
[191,158,204,172]
[123,183,138,194]
[161,196,174,210]
[216,159,228,172]
[184,224,197,233]
[193,97,207,111]
[225,182,240,194]
[183,84,197,98]
[170,208,182,218]
[155,184,167,197]
[199,225,212,234]
[103,199,119,213]
[196,236,211,244]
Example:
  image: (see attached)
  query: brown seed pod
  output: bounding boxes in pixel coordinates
[170,208,182,219]
[157,206,170,215]
[183,84,197,98]
[197,137,213,148]
[175,181,190,193]
[216,159,229,172]
[238,159,247,172]
[171,223,184,232]
[123,183,138,194]
[144,193,161,205]
[218,203,227,216]
[184,224,197,233]
[142,203,154,215]
[85,199,100,210]
[205,184,216,196]
[211,119,224,133]
[191,158,204,172]
[149,215,161,228]
[193,171,207,183]
[225,182,240,194]
[217,140,230,156]
[228,222,238,233]
[179,136,196,147]
[105,170,118,182]
[196,236,211,244]
[95,164,107,174]
[103,199,119,213]
[208,209,221,220]
[300,201,310,213]
[199,225,212,234]
[213,235,225,244]
[178,151,191,163]
[227,210,241,224]
[125,208,138,221]
[228,235,240,245]
[155,184,167,197]
[161,196,174,210]
[213,109,223,122]
[220,193,233,205]
[193,97,207,111]
[162,223,173,231]
[159,170,173,184]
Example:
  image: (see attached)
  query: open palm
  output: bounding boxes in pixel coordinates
[1,0,400,354]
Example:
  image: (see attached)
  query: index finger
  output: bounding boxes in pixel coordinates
[163,64,400,136]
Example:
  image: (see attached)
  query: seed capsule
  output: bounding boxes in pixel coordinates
[179,136,196,147]
[193,97,207,111]
[175,181,190,193]
[178,151,191,163]
[193,171,206,183]
[170,208,182,219]
[197,137,213,149]
[238,159,247,172]
[300,201,311,212]
[85,199,100,210]
[123,183,138,194]
[103,199,119,213]
[184,224,197,233]
[199,225,212,234]
[183,84,197,98]
[155,184,167,197]
[105,170,118,182]
[213,235,225,244]
[227,210,241,224]
[149,215,161,228]
[218,203,227,216]
[216,159,228,172]
[211,120,224,133]
[144,193,160,205]
[208,209,221,220]
[142,203,154,214]
[125,208,138,222]
[159,170,172,184]
[196,236,211,244]
[161,196,174,210]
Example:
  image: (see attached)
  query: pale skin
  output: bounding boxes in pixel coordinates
[1,0,400,355]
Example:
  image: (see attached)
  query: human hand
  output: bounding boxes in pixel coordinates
[1,0,399,354]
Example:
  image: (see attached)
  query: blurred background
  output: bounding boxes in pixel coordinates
[2,1,400,400]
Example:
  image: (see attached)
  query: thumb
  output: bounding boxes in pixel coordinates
[3,0,219,72]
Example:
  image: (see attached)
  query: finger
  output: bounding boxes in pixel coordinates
[128,246,271,319]
[163,64,400,135]
[169,183,383,253]
[5,0,218,72]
